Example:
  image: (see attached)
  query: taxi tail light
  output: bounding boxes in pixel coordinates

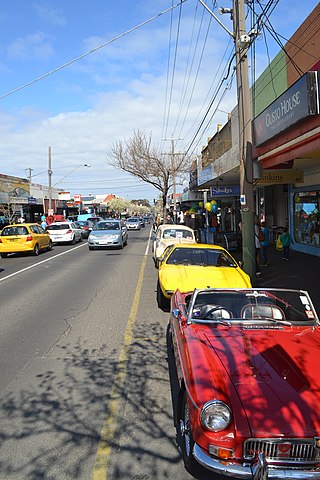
[26,234,33,241]
[0,238,2,243]
[66,229,72,234]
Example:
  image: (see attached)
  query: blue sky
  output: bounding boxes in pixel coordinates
[0,0,319,203]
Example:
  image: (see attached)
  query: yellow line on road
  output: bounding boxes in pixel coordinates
[91,251,148,480]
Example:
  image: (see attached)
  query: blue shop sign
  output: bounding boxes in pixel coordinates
[28,196,37,204]
[210,185,240,197]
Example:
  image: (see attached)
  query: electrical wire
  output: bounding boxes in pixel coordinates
[0,0,187,101]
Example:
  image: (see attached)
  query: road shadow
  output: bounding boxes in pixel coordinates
[0,321,188,480]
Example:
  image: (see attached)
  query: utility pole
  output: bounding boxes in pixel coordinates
[198,0,256,281]
[162,137,182,224]
[233,0,256,282]
[26,168,33,182]
[48,146,53,212]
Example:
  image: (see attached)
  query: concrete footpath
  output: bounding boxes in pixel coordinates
[251,246,320,314]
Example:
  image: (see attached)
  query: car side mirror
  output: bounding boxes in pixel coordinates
[172,308,182,319]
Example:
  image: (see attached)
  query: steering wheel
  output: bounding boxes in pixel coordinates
[204,305,232,319]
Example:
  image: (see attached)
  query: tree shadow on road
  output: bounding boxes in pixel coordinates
[0,321,188,480]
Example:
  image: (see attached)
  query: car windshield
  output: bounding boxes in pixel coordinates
[94,222,120,230]
[162,229,193,240]
[128,218,139,222]
[166,247,237,267]
[2,226,28,236]
[48,224,70,230]
[189,289,318,325]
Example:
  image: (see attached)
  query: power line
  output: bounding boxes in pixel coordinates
[0,0,187,101]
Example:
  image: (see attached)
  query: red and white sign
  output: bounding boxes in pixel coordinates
[74,194,82,204]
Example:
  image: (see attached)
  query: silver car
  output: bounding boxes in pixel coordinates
[88,220,128,250]
[126,217,141,230]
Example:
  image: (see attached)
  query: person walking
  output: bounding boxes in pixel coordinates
[260,221,269,266]
[254,215,262,276]
[280,227,294,260]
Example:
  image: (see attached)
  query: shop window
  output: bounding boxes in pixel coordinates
[294,192,320,247]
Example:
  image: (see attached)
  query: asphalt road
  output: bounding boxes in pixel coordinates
[0,228,221,480]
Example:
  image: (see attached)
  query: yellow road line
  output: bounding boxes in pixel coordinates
[91,253,148,480]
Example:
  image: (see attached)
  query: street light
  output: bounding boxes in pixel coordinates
[47,158,91,213]
[51,164,91,188]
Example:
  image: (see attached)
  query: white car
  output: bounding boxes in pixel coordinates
[46,222,82,244]
[153,224,197,267]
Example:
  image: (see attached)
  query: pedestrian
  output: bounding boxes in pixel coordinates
[254,215,262,276]
[165,214,174,224]
[41,218,47,230]
[260,221,269,266]
[280,227,294,260]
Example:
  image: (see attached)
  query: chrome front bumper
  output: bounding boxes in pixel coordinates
[193,444,320,479]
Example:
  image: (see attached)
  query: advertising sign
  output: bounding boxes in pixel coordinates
[210,185,240,197]
[255,170,304,185]
[73,193,82,204]
[253,72,318,146]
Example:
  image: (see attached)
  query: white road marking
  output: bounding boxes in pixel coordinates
[0,243,87,283]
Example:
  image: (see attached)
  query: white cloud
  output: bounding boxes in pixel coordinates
[33,3,66,27]
[7,32,55,60]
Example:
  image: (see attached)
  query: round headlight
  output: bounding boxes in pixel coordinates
[200,400,232,432]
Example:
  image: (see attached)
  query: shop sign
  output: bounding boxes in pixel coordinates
[28,196,37,204]
[210,185,240,196]
[255,169,304,185]
[73,193,81,204]
[253,72,318,146]
[58,191,71,201]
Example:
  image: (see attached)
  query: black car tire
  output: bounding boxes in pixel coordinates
[179,391,201,477]
[1,253,8,258]
[88,246,95,251]
[157,280,169,310]
[33,244,40,256]
[71,236,76,245]
[47,240,53,251]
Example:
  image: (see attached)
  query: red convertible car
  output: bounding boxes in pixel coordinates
[168,287,320,479]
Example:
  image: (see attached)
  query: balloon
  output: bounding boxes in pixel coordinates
[211,200,217,205]
[199,201,203,208]
[211,204,218,213]
[205,202,212,211]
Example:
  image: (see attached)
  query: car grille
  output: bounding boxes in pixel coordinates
[244,438,320,465]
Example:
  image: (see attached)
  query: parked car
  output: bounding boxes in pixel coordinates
[88,220,128,250]
[75,220,94,238]
[153,224,197,267]
[157,243,251,309]
[0,223,52,257]
[168,286,320,479]
[46,222,82,244]
[138,217,145,228]
[126,217,141,230]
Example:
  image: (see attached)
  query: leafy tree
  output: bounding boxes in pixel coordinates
[108,130,192,219]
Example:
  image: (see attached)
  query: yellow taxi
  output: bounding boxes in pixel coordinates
[157,243,251,309]
[0,223,52,258]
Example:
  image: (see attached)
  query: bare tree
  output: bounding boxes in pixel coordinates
[108,130,192,219]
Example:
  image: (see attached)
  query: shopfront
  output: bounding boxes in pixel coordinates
[290,186,320,255]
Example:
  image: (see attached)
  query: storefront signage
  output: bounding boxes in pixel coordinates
[58,191,71,201]
[255,170,304,185]
[73,193,82,204]
[210,185,240,196]
[28,196,37,204]
[253,72,318,146]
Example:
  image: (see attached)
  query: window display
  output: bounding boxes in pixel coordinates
[294,191,320,246]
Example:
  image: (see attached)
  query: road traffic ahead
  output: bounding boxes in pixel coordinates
[0,228,206,480]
